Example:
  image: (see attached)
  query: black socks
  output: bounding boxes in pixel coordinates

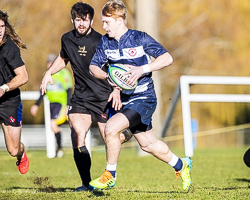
[55,132,62,150]
[73,146,91,187]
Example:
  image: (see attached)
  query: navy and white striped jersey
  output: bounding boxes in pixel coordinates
[90,29,167,104]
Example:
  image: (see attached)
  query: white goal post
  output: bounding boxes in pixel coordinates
[21,91,91,158]
[21,91,56,158]
[180,75,250,157]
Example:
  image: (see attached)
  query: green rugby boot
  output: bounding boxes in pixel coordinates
[175,157,193,191]
[89,170,116,190]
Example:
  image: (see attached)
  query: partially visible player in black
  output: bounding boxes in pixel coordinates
[40,1,131,191]
[243,148,250,168]
[0,10,29,174]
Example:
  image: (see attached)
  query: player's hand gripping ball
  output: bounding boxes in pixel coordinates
[108,64,138,90]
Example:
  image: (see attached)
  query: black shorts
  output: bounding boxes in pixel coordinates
[68,100,109,123]
[0,99,22,127]
[50,103,62,119]
[122,108,152,134]
[50,103,68,125]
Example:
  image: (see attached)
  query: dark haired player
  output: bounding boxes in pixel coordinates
[40,1,130,191]
[0,10,29,174]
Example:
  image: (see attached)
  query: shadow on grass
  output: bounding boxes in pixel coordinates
[8,186,106,196]
[6,186,199,196]
[126,188,193,194]
[202,185,250,191]
[235,178,250,183]
[92,190,105,197]
[10,186,76,193]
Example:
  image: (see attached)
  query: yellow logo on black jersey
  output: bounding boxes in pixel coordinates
[78,46,87,56]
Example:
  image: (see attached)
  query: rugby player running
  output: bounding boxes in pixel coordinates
[0,10,29,174]
[89,0,193,191]
[40,1,130,191]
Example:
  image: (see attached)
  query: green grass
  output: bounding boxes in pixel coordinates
[0,146,249,199]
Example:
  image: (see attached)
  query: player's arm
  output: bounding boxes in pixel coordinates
[90,64,122,110]
[40,55,69,95]
[89,64,108,80]
[90,64,118,87]
[146,52,173,72]
[30,93,44,116]
[125,52,173,86]
[0,65,28,97]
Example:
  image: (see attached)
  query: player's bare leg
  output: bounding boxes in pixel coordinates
[97,120,131,145]
[104,113,129,164]
[3,124,23,157]
[135,130,192,191]
[134,129,173,163]
[3,124,29,174]
[69,113,92,191]
[89,113,129,190]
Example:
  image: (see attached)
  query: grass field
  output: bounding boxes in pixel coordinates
[0,146,249,199]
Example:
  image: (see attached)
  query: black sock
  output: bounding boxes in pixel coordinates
[73,146,91,187]
[55,132,62,150]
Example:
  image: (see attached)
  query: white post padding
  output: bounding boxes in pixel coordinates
[43,95,56,158]
[180,76,250,157]
[21,91,55,158]
[180,76,193,157]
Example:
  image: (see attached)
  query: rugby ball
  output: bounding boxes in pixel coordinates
[108,64,138,90]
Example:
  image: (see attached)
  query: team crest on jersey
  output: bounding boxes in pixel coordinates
[128,48,137,57]
[8,116,15,123]
[78,46,87,56]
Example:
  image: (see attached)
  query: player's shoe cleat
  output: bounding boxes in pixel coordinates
[89,170,116,190]
[175,157,193,191]
[74,184,93,192]
[16,151,29,174]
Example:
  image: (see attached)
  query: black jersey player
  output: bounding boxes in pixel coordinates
[0,10,29,174]
[40,2,130,191]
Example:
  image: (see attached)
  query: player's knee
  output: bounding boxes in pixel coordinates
[104,125,116,139]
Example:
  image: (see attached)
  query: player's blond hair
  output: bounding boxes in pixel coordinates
[102,0,127,25]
